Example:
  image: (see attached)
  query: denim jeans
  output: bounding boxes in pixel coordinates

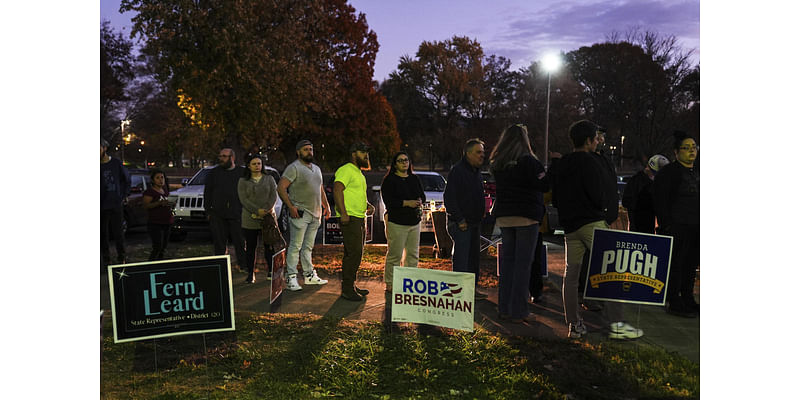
[100,206,125,265]
[446,220,480,277]
[147,223,171,261]
[209,215,246,268]
[498,224,538,319]
[286,211,322,277]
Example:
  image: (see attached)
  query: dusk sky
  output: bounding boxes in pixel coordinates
[100,0,699,82]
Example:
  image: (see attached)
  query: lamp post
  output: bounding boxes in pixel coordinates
[541,53,561,168]
[120,119,131,164]
[429,143,433,171]
[620,135,625,170]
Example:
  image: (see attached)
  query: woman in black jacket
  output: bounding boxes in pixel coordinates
[489,124,549,323]
[380,151,426,292]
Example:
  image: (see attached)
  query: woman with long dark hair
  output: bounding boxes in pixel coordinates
[380,151,426,292]
[489,124,549,323]
[237,154,277,283]
[142,169,174,260]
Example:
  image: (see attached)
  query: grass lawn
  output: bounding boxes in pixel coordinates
[101,313,698,399]
[107,240,698,398]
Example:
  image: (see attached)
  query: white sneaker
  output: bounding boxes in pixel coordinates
[609,322,643,340]
[286,274,303,291]
[304,270,328,285]
[568,320,588,338]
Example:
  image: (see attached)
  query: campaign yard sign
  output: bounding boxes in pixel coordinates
[108,255,236,343]
[270,248,286,304]
[323,215,373,244]
[390,266,475,332]
[583,228,673,306]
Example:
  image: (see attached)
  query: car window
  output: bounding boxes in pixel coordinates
[130,174,150,191]
[419,174,446,192]
[188,168,211,185]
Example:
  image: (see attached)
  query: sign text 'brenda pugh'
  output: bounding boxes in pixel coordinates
[391,266,475,332]
[108,255,236,343]
[584,228,673,306]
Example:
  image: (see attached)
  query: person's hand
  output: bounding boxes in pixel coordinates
[403,199,421,208]
[257,208,269,217]
[289,205,300,219]
[322,206,331,219]
[340,215,350,225]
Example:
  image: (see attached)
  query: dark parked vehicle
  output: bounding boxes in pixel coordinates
[122,169,151,235]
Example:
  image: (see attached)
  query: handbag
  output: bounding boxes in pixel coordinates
[260,211,286,251]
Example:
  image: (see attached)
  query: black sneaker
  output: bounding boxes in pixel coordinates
[665,302,696,318]
[354,286,370,296]
[340,291,364,301]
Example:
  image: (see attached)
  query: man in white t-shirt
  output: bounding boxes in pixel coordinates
[278,140,332,291]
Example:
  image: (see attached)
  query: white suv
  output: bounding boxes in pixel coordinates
[168,166,287,241]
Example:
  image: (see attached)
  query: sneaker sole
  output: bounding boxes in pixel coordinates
[287,286,303,291]
[305,280,328,285]
[608,332,643,340]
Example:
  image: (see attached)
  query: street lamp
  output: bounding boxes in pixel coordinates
[620,135,625,170]
[541,53,561,167]
[120,119,131,164]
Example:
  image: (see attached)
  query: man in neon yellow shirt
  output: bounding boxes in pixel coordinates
[333,142,375,301]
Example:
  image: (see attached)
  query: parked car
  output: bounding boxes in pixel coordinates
[167,166,287,241]
[369,171,446,243]
[122,168,152,235]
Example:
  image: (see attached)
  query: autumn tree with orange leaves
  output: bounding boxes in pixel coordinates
[121,0,399,169]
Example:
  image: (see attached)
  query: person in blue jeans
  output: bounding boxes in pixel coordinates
[489,124,549,323]
[443,138,488,299]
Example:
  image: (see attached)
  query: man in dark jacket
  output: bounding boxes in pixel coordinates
[204,148,247,268]
[101,138,131,267]
[622,155,669,233]
[654,132,700,317]
[553,120,643,340]
[444,138,488,299]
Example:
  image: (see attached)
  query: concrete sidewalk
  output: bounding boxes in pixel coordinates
[100,241,699,363]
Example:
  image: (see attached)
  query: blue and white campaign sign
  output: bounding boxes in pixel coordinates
[390,266,475,332]
[583,228,673,306]
[323,216,373,244]
[108,255,236,343]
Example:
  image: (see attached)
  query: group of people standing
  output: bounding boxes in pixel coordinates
[101,120,698,339]
[203,144,330,288]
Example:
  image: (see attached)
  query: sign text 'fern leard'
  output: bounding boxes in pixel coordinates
[108,256,235,343]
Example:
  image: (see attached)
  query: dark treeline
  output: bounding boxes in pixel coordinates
[102,1,698,171]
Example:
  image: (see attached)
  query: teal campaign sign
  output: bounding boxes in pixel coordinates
[108,255,235,343]
[583,229,673,306]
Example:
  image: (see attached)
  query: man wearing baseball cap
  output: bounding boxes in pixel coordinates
[277,139,332,291]
[622,154,670,234]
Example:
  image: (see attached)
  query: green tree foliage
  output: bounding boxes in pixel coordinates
[101,20,135,142]
[120,0,399,168]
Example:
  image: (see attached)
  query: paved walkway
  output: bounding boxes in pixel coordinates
[100,241,699,363]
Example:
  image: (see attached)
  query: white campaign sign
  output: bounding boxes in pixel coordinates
[390,266,475,332]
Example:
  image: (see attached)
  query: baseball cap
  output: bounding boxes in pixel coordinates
[648,155,670,172]
[296,139,312,150]
[349,142,370,153]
